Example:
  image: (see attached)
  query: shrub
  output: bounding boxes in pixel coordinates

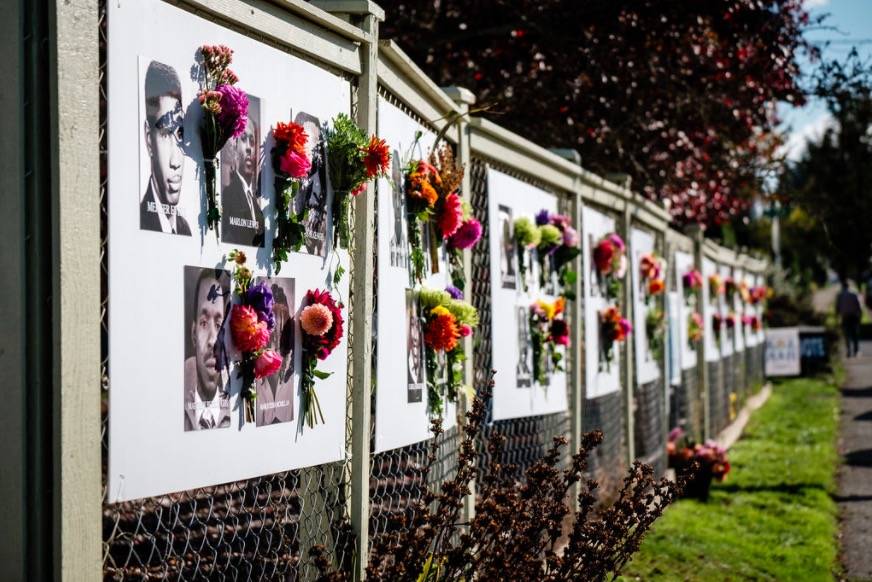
[312,373,684,581]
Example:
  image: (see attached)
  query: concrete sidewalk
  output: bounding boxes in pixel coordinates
[838,341,872,581]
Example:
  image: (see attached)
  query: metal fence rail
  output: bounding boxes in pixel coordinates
[91,2,773,579]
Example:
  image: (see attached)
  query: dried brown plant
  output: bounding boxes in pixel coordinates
[430,143,464,197]
[312,371,685,581]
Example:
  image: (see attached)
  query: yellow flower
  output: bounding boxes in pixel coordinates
[537,299,557,321]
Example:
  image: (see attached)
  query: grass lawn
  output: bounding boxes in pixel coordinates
[620,376,841,581]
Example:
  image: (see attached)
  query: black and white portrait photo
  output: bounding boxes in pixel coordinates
[406,289,425,403]
[516,305,533,388]
[255,277,295,427]
[294,111,328,257]
[183,266,231,431]
[499,205,517,289]
[140,60,191,236]
[221,94,264,247]
[389,150,409,269]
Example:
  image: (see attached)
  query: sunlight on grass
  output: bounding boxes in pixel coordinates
[620,377,840,581]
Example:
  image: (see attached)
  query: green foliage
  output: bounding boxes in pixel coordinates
[324,113,367,193]
[537,224,562,248]
[513,216,540,247]
[621,377,840,581]
[783,51,872,281]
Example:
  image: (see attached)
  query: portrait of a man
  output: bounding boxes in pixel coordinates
[221,95,264,247]
[499,205,517,289]
[140,60,191,236]
[516,305,533,388]
[389,150,408,270]
[295,111,328,257]
[183,267,231,431]
[255,277,295,427]
[406,289,425,403]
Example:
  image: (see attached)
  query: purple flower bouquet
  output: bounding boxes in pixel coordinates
[198,45,248,234]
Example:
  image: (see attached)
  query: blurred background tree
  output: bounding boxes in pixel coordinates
[779,51,872,283]
[378,0,817,227]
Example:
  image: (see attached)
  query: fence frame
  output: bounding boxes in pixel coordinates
[14,1,773,577]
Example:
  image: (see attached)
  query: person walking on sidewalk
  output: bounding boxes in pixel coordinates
[836,279,862,357]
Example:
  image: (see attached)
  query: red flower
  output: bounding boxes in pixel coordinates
[448,218,483,250]
[424,305,460,352]
[438,192,464,238]
[362,136,390,179]
[254,349,282,379]
[549,318,570,346]
[594,239,616,274]
[231,305,270,353]
[279,149,311,179]
[274,121,308,156]
[648,278,665,296]
[301,289,344,360]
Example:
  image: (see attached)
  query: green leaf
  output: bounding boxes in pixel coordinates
[313,369,333,380]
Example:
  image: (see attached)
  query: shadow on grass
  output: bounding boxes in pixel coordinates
[714,482,827,495]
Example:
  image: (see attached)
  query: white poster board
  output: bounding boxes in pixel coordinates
[488,169,569,420]
[583,207,622,398]
[765,328,801,376]
[667,291,682,385]
[702,258,720,362]
[630,227,661,385]
[108,0,351,501]
[755,275,766,344]
[674,251,698,371]
[373,98,455,453]
[733,268,745,353]
[718,264,734,357]
[743,272,757,347]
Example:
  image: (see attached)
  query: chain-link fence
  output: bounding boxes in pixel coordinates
[100,3,359,579]
[634,377,666,473]
[96,3,773,578]
[671,368,702,440]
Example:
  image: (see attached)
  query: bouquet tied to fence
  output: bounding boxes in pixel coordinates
[529,297,570,385]
[404,144,471,285]
[683,268,703,299]
[593,233,627,301]
[418,285,479,415]
[534,210,580,296]
[299,288,344,428]
[640,252,665,302]
[226,250,282,423]
[324,113,390,251]
[600,305,631,369]
[709,273,724,298]
[270,120,311,271]
[512,216,541,292]
[197,44,249,234]
[688,311,704,345]
[749,285,768,305]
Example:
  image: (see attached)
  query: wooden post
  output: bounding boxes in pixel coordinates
[349,10,380,581]
[54,0,102,578]
[622,204,636,463]
[691,227,710,441]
